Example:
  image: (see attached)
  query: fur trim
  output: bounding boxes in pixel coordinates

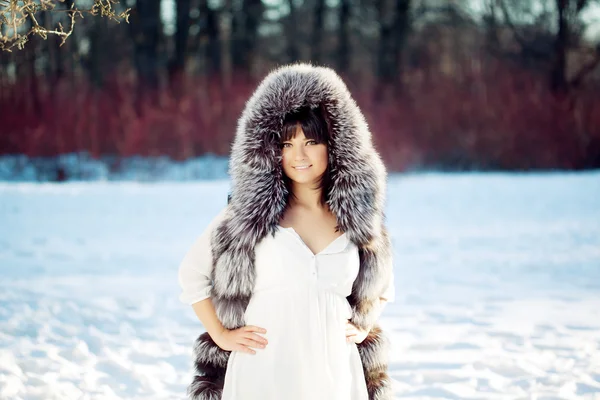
[358,325,392,400]
[350,226,394,330]
[357,325,390,371]
[192,332,230,370]
[188,375,223,400]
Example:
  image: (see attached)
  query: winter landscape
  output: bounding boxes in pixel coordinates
[1,170,599,400]
[2,0,600,398]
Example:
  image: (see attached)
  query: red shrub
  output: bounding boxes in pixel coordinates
[1,61,598,171]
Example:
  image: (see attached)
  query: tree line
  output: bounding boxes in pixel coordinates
[1,0,599,172]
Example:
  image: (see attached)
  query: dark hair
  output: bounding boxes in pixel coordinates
[280,105,332,206]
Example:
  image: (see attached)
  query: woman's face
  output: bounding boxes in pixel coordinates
[281,125,328,186]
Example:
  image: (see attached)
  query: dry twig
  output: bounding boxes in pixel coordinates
[0,0,130,52]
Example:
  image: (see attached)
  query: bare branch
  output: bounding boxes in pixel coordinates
[0,0,130,52]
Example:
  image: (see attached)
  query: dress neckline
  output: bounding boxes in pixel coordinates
[277,225,348,256]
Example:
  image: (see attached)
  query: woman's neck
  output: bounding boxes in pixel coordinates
[289,183,324,210]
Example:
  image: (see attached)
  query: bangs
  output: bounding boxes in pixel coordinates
[281,106,329,144]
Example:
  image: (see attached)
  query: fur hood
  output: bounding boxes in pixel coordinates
[189,63,393,400]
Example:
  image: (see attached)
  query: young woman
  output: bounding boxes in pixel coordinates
[178,64,395,400]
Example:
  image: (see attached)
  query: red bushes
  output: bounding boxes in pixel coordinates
[0,72,254,160]
[1,61,599,171]
[360,59,600,170]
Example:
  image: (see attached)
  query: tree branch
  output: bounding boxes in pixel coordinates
[0,0,129,52]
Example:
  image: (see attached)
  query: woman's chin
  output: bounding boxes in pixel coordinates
[289,175,320,186]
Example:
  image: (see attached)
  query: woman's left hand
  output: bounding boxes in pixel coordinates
[346,320,369,344]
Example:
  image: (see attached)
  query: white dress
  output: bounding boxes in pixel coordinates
[178,208,395,400]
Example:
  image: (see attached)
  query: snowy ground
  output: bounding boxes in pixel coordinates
[1,172,599,400]
[0,153,229,182]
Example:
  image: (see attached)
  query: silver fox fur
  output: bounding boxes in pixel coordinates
[188,63,394,400]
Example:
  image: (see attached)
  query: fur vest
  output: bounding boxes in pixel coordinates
[188,63,394,400]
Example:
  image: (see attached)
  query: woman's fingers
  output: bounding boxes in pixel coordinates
[235,344,256,354]
[245,332,268,345]
[237,337,266,349]
[346,331,358,342]
[227,326,267,356]
[345,320,362,343]
[242,326,268,345]
[244,325,267,334]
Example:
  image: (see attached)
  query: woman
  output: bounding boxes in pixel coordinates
[178,64,395,400]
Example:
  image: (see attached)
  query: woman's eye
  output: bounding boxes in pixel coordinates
[282,143,291,148]
[306,140,317,145]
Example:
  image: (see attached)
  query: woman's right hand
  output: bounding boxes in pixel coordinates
[214,325,268,355]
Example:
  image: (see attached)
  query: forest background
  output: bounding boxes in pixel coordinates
[1,0,600,178]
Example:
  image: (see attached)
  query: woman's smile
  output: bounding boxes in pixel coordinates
[281,126,328,186]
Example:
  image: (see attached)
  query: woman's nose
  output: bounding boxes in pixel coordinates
[293,145,307,160]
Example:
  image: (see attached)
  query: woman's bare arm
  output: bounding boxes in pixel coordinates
[192,297,226,340]
[191,297,268,354]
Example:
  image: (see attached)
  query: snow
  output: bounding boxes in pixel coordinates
[1,171,599,399]
[0,153,230,182]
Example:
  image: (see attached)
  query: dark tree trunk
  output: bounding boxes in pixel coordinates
[550,0,569,94]
[231,0,262,74]
[337,0,350,72]
[88,18,106,87]
[376,0,411,99]
[199,0,221,76]
[170,0,191,78]
[393,0,411,91]
[376,0,395,101]
[131,0,162,89]
[244,0,262,69]
[312,0,326,65]
[287,0,300,62]
[230,3,244,69]
[376,0,393,80]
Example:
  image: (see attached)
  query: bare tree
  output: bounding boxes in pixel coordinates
[170,0,191,79]
[497,0,600,94]
[394,0,411,89]
[337,0,350,72]
[200,0,221,76]
[376,0,412,98]
[130,0,162,89]
[312,0,325,64]
[286,0,300,62]
[231,0,263,73]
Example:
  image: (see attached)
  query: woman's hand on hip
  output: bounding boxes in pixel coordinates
[346,320,369,344]
[214,325,268,354]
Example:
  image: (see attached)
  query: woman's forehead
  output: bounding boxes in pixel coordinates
[282,125,306,141]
